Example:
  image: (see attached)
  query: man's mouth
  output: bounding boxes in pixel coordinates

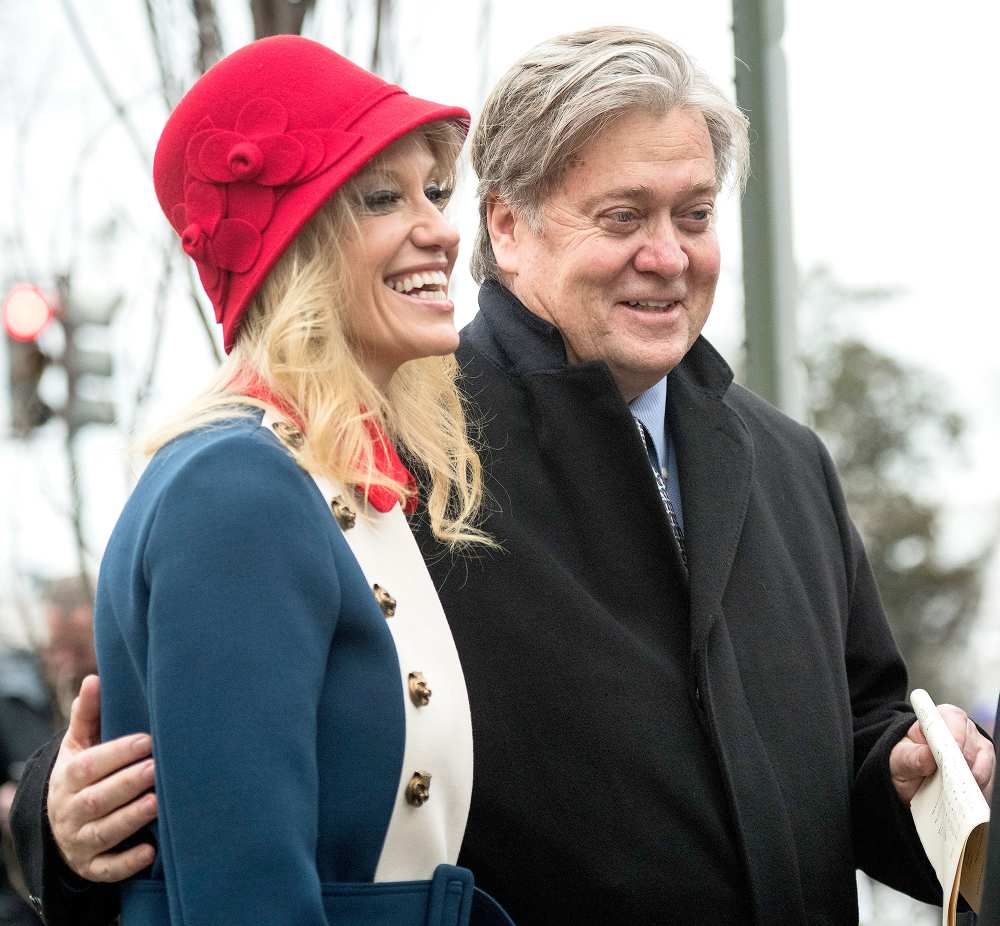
[621,299,681,312]
[384,269,450,302]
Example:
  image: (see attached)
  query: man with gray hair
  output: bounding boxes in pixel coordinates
[11,26,994,926]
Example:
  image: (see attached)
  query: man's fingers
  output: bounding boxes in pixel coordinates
[905,719,928,746]
[62,734,152,794]
[890,736,938,804]
[65,675,102,750]
[62,758,155,829]
[972,747,994,792]
[77,791,157,858]
[963,719,983,767]
[83,843,157,883]
[937,704,970,752]
[891,739,936,782]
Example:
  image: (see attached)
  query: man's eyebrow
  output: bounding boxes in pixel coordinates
[580,181,719,210]
[580,185,655,209]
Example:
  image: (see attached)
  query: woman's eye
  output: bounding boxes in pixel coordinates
[425,184,453,207]
[361,190,401,211]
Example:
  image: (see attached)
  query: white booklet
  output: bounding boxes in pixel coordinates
[909,688,991,926]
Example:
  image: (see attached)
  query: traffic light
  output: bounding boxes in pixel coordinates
[3,285,55,436]
[2,280,117,437]
[57,276,116,433]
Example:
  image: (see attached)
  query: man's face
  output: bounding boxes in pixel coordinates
[495,107,721,400]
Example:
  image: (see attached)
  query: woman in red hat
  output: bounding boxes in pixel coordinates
[29,35,512,926]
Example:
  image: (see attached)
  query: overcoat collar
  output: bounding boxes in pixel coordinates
[472,278,754,628]
[470,281,809,924]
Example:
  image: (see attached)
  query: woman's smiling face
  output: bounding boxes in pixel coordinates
[343,134,461,387]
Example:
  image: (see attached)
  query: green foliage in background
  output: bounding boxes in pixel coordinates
[801,267,994,707]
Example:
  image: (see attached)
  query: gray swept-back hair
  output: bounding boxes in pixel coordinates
[470,26,750,283]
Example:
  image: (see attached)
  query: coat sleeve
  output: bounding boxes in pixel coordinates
[137,433,341,925]
[9,732,122,926]
[813,431,941,903]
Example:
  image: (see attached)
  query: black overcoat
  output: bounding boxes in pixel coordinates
[415,282,941,925]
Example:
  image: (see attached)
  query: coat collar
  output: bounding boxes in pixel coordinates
[469,279,753,626]
[473,278,736,396]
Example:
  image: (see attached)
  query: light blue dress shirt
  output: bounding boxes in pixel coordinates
[629,377,684,530]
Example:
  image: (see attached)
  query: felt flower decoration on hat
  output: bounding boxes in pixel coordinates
[188,99,305,186]
[166,97,365,318]
[170,181,263,316]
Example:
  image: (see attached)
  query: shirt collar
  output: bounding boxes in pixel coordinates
[628,377,668,465]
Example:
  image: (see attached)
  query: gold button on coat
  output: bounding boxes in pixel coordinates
[330,495,356,530]
[407,671,432,707]
[373,584,396,617]
[271,420,304,450]
[405,771,432,807]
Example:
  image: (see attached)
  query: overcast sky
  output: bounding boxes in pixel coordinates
[1,0,997,702]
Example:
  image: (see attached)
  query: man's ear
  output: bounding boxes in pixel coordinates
[486,196,526,277]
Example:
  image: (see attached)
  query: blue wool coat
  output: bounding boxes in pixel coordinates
[93,412,512,926]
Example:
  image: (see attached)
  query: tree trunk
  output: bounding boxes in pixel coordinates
[249,0,316,39]
[191,0,224,73]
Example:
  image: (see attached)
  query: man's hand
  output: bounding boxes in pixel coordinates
[46,674,158,882]
[0,780,16,828]
[889,702,995,806]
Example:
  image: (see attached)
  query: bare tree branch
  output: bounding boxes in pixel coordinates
[341,0,356,59]
[143,0,182,109]
[370,0,398,80]
[54,273,96,604]
[185,260,223,364]
[128,241,176,439]
[58,0,152,170]
[9,44,61,281]
[477,0,492,104]
[58,91,158,277]
[190,0,224,73]
[59,0,222,366]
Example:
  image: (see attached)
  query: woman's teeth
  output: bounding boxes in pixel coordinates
[386,270,449,300]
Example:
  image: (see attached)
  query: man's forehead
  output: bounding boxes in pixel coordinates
[558,109,718,204]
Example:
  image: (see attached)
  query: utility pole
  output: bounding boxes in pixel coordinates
[732,0,803,418]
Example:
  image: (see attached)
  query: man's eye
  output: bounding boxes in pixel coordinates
[686,207,715,224]
[425,184,454,208]
[607,210,640,225]
[361,190,401,211]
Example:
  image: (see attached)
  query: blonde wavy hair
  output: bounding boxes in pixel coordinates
[145,123,493,550]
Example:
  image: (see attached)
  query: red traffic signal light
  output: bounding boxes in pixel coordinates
[3,285,55,342]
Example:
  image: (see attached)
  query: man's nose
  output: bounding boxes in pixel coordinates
[633,224,688,277]
[412,204,460,253]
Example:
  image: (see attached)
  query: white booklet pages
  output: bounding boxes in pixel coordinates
[909,688,991,926]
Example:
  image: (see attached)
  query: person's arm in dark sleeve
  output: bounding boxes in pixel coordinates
[10,733,122,926]
[813,431,941,903]
[843,528,942,903]
[139,434,340,925]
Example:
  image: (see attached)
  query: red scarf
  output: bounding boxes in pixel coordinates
[239,377,417,514]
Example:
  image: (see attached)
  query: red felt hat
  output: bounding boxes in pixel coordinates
[153,36,470,353]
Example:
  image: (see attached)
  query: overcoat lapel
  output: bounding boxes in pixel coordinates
[670,347,809,925]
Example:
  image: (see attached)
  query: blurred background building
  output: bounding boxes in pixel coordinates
[0,2,997,922]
